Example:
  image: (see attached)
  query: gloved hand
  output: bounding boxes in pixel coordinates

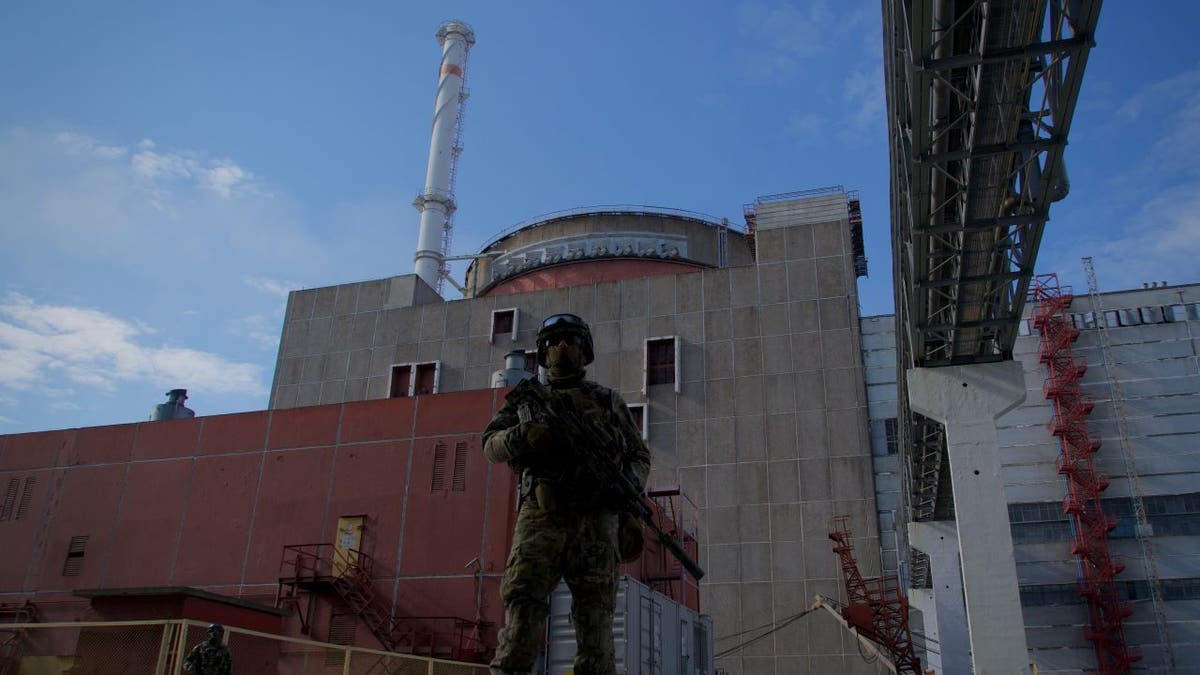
[519,422,555,455]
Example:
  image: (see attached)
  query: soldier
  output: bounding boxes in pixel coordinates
[483,313,651,675]
[183,623,232,675]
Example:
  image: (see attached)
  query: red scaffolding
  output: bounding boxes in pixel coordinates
[828,517,922,675]
[1028,274,1139,673]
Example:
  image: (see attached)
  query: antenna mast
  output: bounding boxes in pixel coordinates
[1083,257,1175,669]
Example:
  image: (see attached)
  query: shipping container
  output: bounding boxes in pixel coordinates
[544,575,713,675]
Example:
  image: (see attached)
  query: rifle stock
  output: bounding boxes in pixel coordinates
[507,379,706,581]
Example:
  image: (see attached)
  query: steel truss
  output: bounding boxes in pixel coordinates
[883,0,1101,588]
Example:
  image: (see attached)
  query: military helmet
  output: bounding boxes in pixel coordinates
[536,313,594,367]
[207,623,224,635]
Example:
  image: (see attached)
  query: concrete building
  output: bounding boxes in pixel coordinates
[268,188,886,674]
[862,282,1200,673]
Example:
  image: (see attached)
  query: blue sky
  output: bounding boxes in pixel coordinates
[1,1,1197,433]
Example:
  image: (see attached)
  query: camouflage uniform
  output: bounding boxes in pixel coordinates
[183,636,231,675]
[484,377,651,675]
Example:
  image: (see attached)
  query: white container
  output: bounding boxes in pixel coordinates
[544,575,714,675]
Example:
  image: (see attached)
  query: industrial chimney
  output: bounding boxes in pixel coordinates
[413,20,475,292]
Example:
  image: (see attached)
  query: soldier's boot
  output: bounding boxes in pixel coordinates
[489,598,548,675]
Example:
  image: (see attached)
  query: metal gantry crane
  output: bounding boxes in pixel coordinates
[883,0,1102,589]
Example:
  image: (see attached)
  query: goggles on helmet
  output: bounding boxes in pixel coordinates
[540,313,588,333]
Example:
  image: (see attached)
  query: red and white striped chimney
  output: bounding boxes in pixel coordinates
[412,20,475,290]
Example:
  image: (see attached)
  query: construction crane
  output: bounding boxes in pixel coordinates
[828,518,925,674]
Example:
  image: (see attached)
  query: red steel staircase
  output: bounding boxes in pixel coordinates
[277,543,492,664]
[1029,274,1139,673]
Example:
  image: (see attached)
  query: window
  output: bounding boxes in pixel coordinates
[0,478,17,521]
[627,403,648,440]
[1117,308,1140,326]
[1139,306,1164,324]
[15,477,34,520]
[491,308,518,343]
[432,441,469,493]
[645,336,680,392]
[392,362,441,397]
[452,441,468,491]
[431,442,448,492]
[2,476,36,521]
[63,535,88,576]
[326,611,356,664]
[884,418,898,455]
[389,364,412,398]
[1166,304,1188,322]
[414,362,440,395]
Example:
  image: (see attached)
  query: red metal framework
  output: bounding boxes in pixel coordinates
[639,486,701,611]
[828,518,922,675]
[1028,274,1139,673]
[277,543,493,663]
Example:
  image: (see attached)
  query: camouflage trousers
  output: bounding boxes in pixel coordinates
[490,501,619,675]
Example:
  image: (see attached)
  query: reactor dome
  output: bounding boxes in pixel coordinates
[464,206,754,297]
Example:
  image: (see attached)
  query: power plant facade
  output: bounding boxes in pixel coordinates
[10,4,1200,673]
[267,188,883,673]
[862,283,1200,672]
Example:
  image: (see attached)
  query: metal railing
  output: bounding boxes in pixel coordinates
[0,618,489,675]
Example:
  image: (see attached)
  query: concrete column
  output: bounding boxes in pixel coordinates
[906,361,1029,674]
[908,520,969,674]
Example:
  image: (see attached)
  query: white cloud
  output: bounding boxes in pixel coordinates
[839,62,886,143]
[736,0,872,84]
[244,276,299,298]
[202,159,255,198]
[786,111,826,143]
[0,415,19,426]
[230,314,281,351]
[1047,66,1200,289]
[0,127,328,282]
[54,131,127,159]
[0,293,265,396]
[1084,183,1200,289]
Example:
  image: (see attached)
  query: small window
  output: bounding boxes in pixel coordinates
[390,364,413,398]
[1118,308,1141,326]
[1166,304,1188,322]
[414,362,440,395]
[491,308,518,343]
[327,610,357,663]
[1103,310,1120,328]
[884,418,898,455]
[431,442,448,492]
[523,350,539,375]
[0,477,36,521]
[15,477,34,520]
[627,403,648,440]
[452,441,468,491]
[645,336,680,392]
[63,535,88,576]
[0,478,17,521]
[1140,306,1164,324]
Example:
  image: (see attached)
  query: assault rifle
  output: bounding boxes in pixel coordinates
[507,377,705,581]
